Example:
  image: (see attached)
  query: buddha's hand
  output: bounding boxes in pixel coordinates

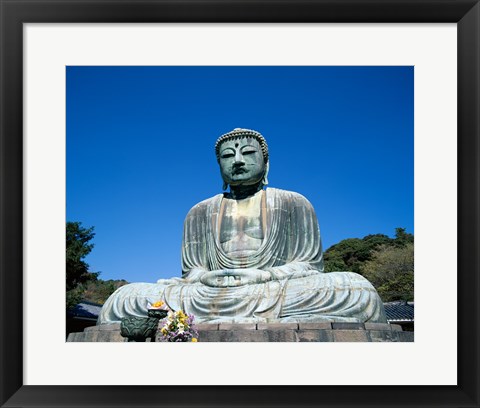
[200,269,272,287]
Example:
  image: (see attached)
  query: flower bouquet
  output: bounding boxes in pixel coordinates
[158,309,198,342]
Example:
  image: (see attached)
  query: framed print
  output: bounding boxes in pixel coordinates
[1,0,479,407]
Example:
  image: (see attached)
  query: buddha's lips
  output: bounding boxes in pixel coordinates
[232,168,247,174]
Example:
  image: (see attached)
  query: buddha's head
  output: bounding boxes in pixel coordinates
[215,128,269,192]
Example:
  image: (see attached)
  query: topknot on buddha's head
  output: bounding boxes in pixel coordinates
[215,128,269,163]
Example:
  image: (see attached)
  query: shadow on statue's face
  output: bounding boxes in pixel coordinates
[218,137,266,188]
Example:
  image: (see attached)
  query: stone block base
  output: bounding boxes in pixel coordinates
[67,322,413,342]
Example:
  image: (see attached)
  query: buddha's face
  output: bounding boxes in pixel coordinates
[218,137,266,187]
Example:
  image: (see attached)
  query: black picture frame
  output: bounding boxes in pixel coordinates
[1,1,478,407]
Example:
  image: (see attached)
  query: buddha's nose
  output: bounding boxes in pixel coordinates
[234,151,245,165]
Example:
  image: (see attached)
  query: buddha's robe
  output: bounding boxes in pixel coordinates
[98,188,387,324]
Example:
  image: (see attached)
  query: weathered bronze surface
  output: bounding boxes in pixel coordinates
[120,317,159,342]
[99,128,387,325]
[147,309,168,319]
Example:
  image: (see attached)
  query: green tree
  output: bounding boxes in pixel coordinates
[323,233,392,273]
[82,279,129,305]
[66,221,99,309]
[393,227,414,247]
[360,243,414,302]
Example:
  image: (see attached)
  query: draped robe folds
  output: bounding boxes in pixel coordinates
[98,188,387,324]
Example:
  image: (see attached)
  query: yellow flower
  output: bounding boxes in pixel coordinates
[151,301,165,308]
[191,338,198,342]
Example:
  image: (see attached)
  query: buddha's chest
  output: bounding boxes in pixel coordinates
[219,193,264,256]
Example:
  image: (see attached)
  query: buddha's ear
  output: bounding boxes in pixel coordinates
[222,181,228,191]
[262,161,270,186]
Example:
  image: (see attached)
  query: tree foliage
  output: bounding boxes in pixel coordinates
[324,234,392,273]
[323,228,414,302]
[66,221,99,309]
[82,279,129,305]
[392,227,414,247]
[324,228,413,273]
[361,243,414,302]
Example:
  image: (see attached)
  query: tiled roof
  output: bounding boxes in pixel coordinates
[67,300,103,320]
[384,301,414,322]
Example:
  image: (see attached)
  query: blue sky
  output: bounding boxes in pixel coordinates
[67,66,413,282]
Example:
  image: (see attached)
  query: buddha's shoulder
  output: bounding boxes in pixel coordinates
[186,189,314,215]
[186,194,223,215]
[266,187,313,207]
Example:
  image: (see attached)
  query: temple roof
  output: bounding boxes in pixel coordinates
[384,301,414,322]
[67,300,103,320]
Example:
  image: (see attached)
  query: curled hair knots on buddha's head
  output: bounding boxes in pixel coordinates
[215,128,269,164]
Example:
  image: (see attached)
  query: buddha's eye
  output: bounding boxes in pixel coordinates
[221,149,235,159]
[242,149,257,155]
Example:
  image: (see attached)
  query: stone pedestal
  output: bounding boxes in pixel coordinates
[67,322,413,342]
